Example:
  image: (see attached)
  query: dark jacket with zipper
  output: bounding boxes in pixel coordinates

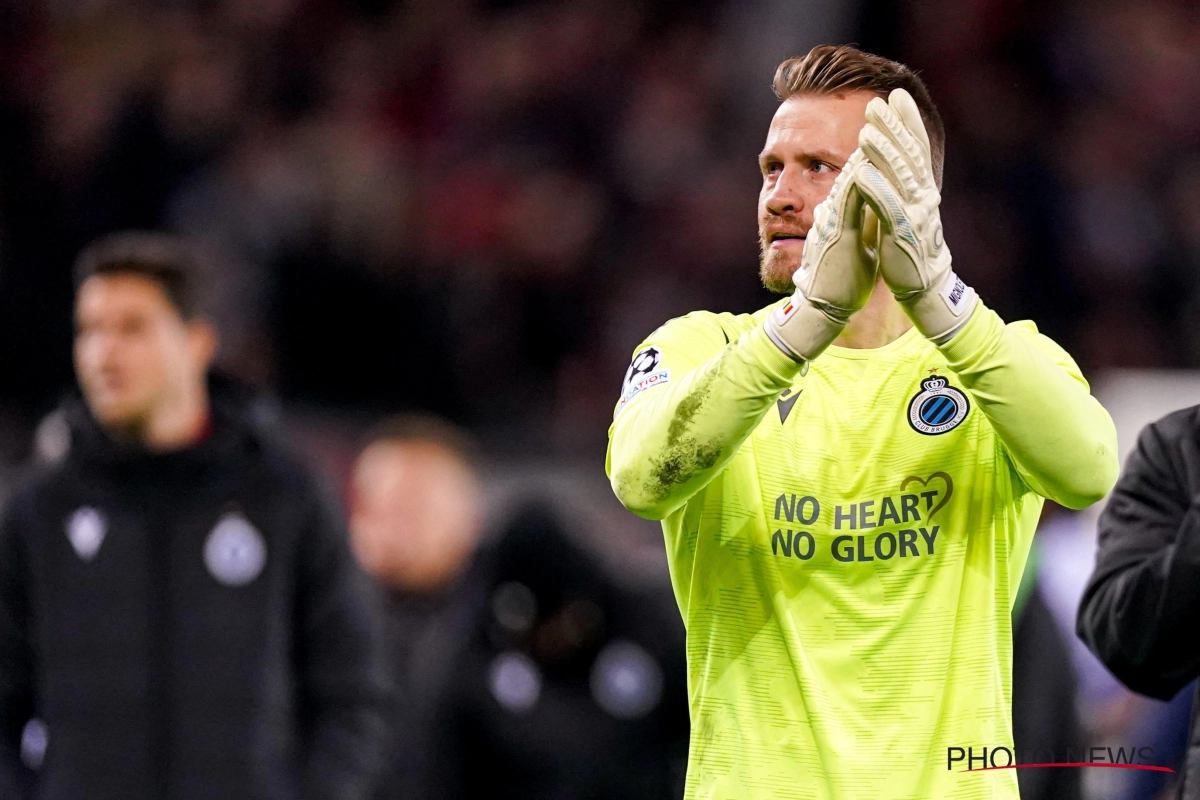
[1077,404,1200,797]
[0,390,393,800]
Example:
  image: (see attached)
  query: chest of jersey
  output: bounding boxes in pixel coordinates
[744,349,998,588]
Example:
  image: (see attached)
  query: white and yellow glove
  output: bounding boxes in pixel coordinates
[764,149,880,364]
[853,88,977,344]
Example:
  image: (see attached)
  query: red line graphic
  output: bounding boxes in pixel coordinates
[968,762,1174,774]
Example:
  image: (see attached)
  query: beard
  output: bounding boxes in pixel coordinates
[758,228,803,295]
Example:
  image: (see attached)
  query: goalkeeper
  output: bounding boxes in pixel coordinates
[607,45,1118,800]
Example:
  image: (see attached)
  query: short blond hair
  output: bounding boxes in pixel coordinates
[773,45,945,188]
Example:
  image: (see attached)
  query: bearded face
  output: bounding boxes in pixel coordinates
[758,210,808,294]
[756,91,877,295]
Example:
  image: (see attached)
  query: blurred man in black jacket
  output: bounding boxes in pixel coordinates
[0,232,392,800]
[1077,405,1200,797]
[347,415,485,800]
[423,503,690,800]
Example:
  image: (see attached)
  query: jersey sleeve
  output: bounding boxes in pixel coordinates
[606,311,802,520]
[938,303,1120,509]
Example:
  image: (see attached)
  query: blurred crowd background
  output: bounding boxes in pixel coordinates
[3,0,1199,449]
[0,0,1198,798]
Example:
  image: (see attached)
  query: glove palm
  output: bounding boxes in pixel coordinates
[852,89,976,343]
[764,149,880,363]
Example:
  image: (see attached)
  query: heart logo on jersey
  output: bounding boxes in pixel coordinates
[900,472,954,520]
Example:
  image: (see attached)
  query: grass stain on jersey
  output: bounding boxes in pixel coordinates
[646,365,722,502]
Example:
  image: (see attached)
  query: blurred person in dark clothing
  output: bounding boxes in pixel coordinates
[0,232,393,800]
[1011,539,1082,800]
[1078,404,1200,797]
[347,416,485,800]
[422,503,690,800]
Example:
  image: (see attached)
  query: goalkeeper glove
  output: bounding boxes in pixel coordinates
[853,88,977,344]
[764,149,880,364]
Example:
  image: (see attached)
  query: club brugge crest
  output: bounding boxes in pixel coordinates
[908,375,969,435]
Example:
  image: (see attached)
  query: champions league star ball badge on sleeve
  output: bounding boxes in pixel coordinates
[616,346,670,415]
[908,375,969,435]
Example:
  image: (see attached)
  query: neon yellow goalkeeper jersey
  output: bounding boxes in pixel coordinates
[606,300,1118,800]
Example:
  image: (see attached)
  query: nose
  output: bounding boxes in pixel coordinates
[77,329,120,378]
[92,331,121,366]
[764,167,806,217]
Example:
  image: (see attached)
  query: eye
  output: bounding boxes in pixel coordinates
[811,161,833,175]
[763,161,782,177]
